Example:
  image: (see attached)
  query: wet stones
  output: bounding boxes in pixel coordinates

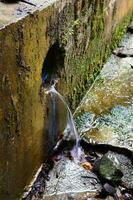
[95,152,123,183]
[113,31,133,58]
[87,150,133,199]
[92,151,133,189]
[113,25,133,58]
[102,183,116,196]
[113,47,133,57]
[43,156,102,200]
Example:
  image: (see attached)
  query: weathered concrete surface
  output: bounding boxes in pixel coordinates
[0,0,133,199]
[75,31,133,152]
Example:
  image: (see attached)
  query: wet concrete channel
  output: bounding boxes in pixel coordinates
[22,24,133,200]
[75,29,133,153]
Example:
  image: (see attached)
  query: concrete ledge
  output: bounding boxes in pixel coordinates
[0,0,58,28]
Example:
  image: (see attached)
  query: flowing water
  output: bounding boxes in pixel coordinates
[38,84,102,200]
[22,28,133,200]
[45,83,85,163]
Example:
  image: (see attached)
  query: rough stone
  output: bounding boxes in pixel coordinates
[113,33,133,57]
[99,151,133,189]
[43,156,102,200]
[103,183,116,196]
[98,152,123,182]
[113,47,133,57]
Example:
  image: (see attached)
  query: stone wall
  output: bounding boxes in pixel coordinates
[0,0,132,199]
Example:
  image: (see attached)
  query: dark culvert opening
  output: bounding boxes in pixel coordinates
[42,42,65,86]
[42,42,66,157]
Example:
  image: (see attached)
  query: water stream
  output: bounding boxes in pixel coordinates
[45,83,85,163]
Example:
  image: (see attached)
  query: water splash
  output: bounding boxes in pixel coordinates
[45,83,85,163]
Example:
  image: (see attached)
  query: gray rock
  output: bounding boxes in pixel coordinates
[103,183,116,196]
[97,151,133,189]
[98,152,123,182]
[113,47,133,57]
[112,33,133,57]
[43,156,102,200]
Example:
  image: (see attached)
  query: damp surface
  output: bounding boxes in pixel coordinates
[75,32,133,152]
[43,155,101,200]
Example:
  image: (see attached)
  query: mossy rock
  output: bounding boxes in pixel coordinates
[99,153,123,182]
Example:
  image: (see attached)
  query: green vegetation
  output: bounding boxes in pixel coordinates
[62,13,132,110]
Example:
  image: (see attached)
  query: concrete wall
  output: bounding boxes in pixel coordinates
[0,0,132,199]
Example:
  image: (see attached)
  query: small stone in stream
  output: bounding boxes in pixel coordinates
[123,192,133,200]
[113,47,133,57]
[121,189,133,200]
[103,183,116,196]
[94,152,123,182]
[101,152,133,189]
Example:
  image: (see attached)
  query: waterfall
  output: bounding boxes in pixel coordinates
[44,83,85,163]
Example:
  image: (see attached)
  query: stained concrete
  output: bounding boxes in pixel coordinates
[0,0,133,199]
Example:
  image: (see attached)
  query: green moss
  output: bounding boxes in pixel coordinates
[99,155,123,182]
[51,0,132,111]
[111,15,131,50]
[61,19,80,46]
[64,13,132,111]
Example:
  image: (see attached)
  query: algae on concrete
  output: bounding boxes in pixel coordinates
[0,0,133,199]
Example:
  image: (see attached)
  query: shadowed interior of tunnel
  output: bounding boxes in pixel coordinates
[42,42,66,158]
[42,41,65,86]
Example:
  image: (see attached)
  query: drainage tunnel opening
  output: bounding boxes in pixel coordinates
[42,42,65,86]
